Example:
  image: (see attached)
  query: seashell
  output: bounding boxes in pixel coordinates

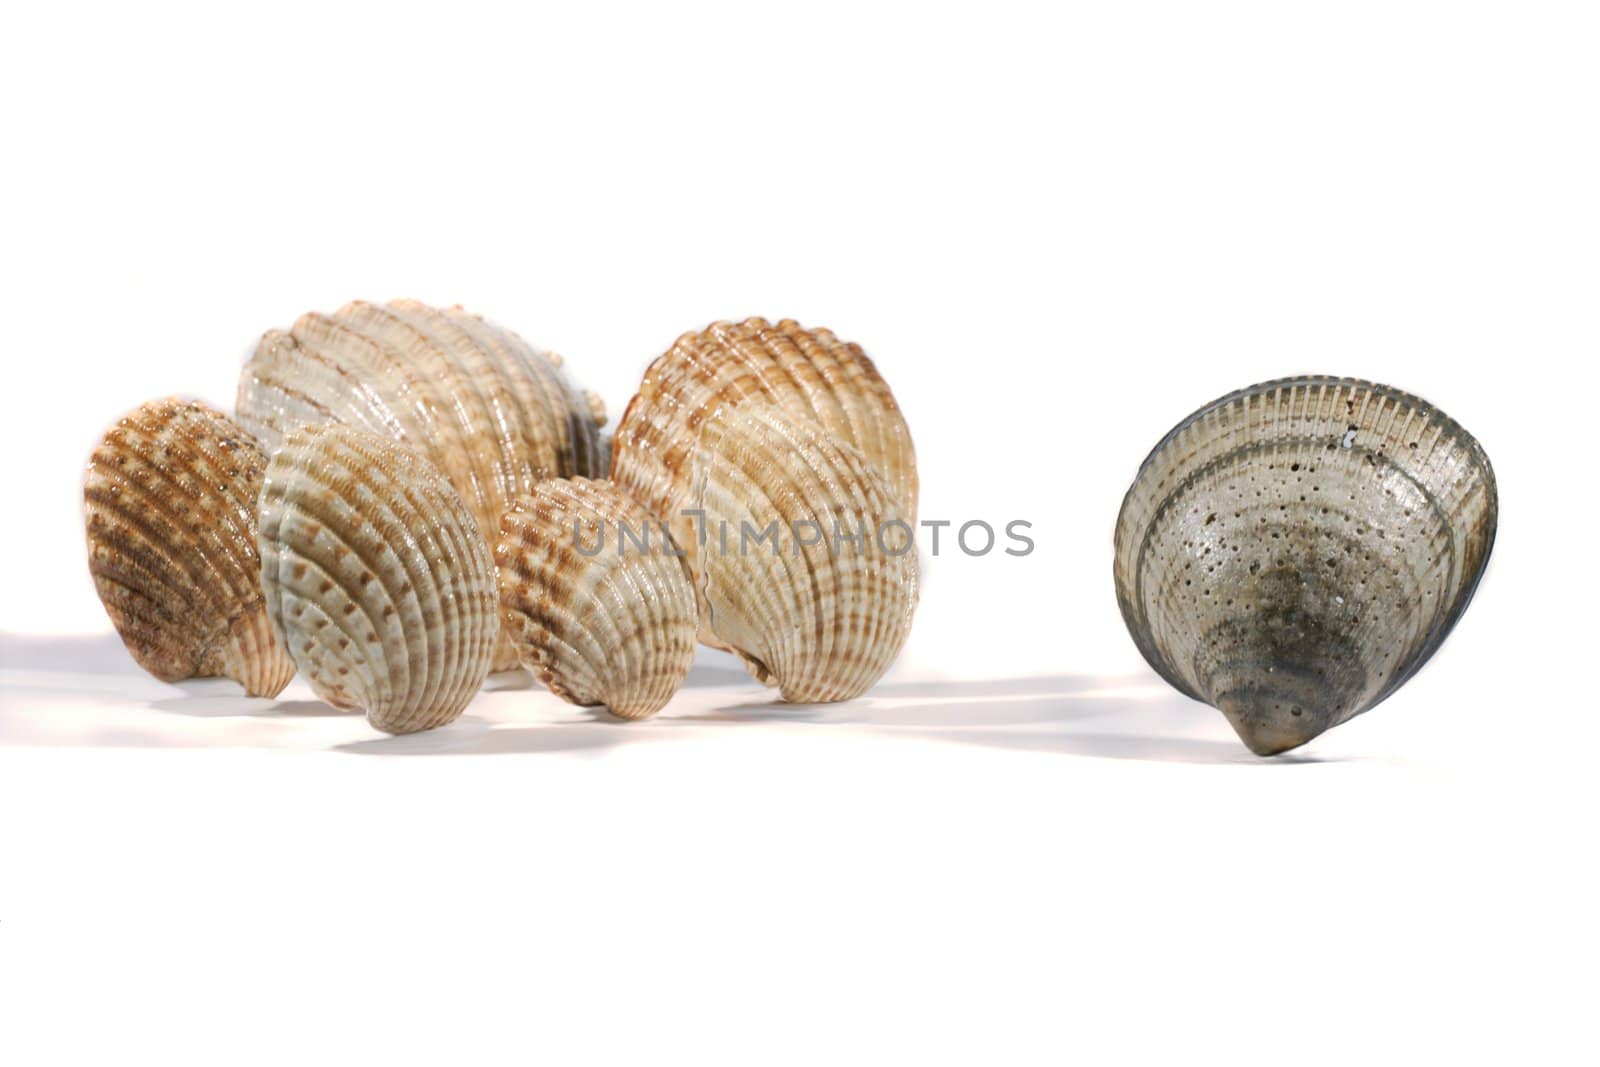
[1114,377,1497,756]
[628,404,918,703]
[84,398,295,698]
[237,298,608,671]
[495,477,696,719]
[611,317,918,523]
[258,425,498,734]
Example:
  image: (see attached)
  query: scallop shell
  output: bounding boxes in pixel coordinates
[258,425,498,734]
[1113,377,1497,756]
[236,298,607,671]
[495,478,696,719]
[84,398,295,698]
[638,405,918,703]
[611,317,918,522]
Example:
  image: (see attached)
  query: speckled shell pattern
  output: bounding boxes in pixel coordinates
[663,406,917,703]
[235,298,608,671]
[610,317,918,524]
[496,478,696,720]
[1114,377,1497,756]
[259,425,498,735]
[84,398,295,698]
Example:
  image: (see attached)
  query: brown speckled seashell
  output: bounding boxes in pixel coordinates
[1114,377,1497,756]
[635,405,918,703]
[495,478,696,720]
[236,298,607,671]
[611,317,918,522]
[84,398,294,697]
[258,425,497,734]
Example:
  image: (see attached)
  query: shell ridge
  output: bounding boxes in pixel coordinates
[87,400,292,695]
[88,442,241,613]
[283,314,420,443]
[276,583,381,710]
[358,301,505,519]
[565,484,653,705]
[513,501,610,704]
[313,307,478,500]
[440,313,548,494]
[1131,437,1462,706]
[318,431,459,713]
[264,466,411,709]
[480,315,590,478]
[470,315,572,483]
[495,477,694,717]
[691,421,798,685]
[400,454,496,717]
[610,319,919,701]
[398,304,530,501]
[261,426,495,733]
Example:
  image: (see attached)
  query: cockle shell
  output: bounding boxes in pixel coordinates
[84,398,295,697]
[495,478,696,719]
[611,317,918,522]
[258,425,498,734]
[1113,377,1497,756]
[628,404,918,703]
[236,298,608,671]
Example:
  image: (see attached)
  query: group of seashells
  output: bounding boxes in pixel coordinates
[85,302,919,736]
[84,301,1497,756]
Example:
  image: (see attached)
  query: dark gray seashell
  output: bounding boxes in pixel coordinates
[1113,377,1497,756]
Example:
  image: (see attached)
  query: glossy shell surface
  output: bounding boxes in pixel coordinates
[496,478,696,719]
[259,425,498,734]
[670,407,917,702]
[610,319,920,702]
[611,317,917,521]
[84,398,294,697]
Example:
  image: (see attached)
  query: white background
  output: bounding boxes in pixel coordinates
[2,2,1597,1063]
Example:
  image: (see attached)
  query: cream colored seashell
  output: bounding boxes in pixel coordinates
[85,398,295,698]
[636,405,919,703]
[1114,377,1498,756]
[259,425,498,734]
[495,478,696,720]
[611,317,918,522]
[236,298,607,671]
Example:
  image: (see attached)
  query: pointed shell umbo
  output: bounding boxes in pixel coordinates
[1113,377,1497,756]
[84,399,295,697]
[495,478,696,720]
[236,298,608,671]
[611,317,918,522]
[629,405,919,703]
[259,425,498,734]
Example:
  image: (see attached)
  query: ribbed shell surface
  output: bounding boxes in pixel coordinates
[236,298,607,670]
[259,425,498,734]
[610,317,918,522]
[663,407,918,703]
[496,478,696,719]
[1113,377,1497,755]
[84,398,294,697]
